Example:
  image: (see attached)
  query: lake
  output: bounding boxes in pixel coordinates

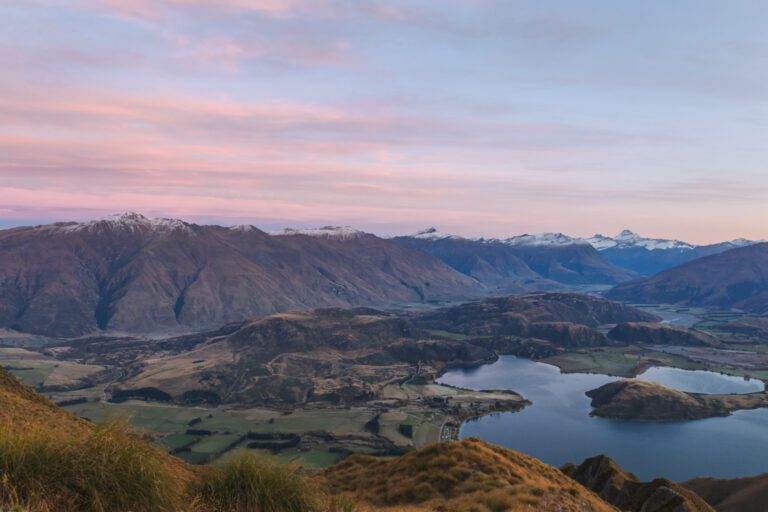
[438,356,768,481]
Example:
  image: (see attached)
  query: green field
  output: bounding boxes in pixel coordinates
[59,399,381,467]
[191,433,244,454]
[2,362,56,387]
[543,346,709,378]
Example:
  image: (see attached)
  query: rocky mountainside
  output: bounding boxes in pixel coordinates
[0,214,484,337]
[563,454,714,512]
[608,243,768,314]
[588,230,760,276]
[392,228,636,288]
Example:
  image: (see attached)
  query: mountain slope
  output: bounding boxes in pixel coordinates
[684,473,768,512]
[392,230,553,291]
[608,243,768,313]
[0,214,484,337]
[393,228,635,287]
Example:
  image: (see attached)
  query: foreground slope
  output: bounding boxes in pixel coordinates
[0,214,483,336]
[608,243,768,314]
[325,438,617,512]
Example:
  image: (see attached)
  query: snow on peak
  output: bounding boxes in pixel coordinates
[54,212,193,234]
[274,226,367,240]
[721,238,764,248]
[588,230,694,251]
[586,234,618,250]
[502,232,587,247]
[410,227,462,241]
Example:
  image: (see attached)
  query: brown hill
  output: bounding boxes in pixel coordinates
[563,454,714,512]
[608,243,768,314]
[114,307,501,406]
[324,438,617,512]
[586,380,768,421]
[0,214,483,337]
[415,292,659,346]
[684,473,768,512]
[607,323,719,347]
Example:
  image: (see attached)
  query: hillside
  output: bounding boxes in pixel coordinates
[608,243,768,314]
[2,365,761,512]
[415,292,658,341]
[392,231,555,291]
[324,438,617,512]
[0,214,483,337]
[684,473,768,512]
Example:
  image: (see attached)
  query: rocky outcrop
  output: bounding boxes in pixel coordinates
[608,323,719,347]
[563,454,714,511]
[586,380,768,421]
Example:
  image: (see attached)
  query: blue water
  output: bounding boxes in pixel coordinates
[438,356,768,481]
[637,366,764,395]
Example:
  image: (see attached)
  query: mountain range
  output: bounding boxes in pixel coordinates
[0,214,764,337]
[587,230,759,276]
[0,214,482,337]
[392,228,635,288]
[398,228,761,278]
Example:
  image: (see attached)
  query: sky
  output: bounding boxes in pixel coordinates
[1,1,767,243]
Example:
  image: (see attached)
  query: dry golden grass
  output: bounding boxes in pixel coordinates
[324,438,617,512]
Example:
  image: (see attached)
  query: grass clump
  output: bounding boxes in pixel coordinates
[195,451,324,512]
[0,421,186,512]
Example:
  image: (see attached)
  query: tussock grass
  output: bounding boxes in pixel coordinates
[0,421,187,512]
[195,451,324,512]
[324,438,614,512]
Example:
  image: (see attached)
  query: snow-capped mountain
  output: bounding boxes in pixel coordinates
[587,230,694,251]
[410,227,463,241]
[500,232,589,247]
[392,228,634,287]
[587,230,762,276]
[51,212,194,234]
[274,226,368,240]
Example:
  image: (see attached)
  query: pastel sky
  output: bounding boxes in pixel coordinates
[1,0,767,242]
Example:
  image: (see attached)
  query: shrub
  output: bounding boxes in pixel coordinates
[195,451,323,512]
